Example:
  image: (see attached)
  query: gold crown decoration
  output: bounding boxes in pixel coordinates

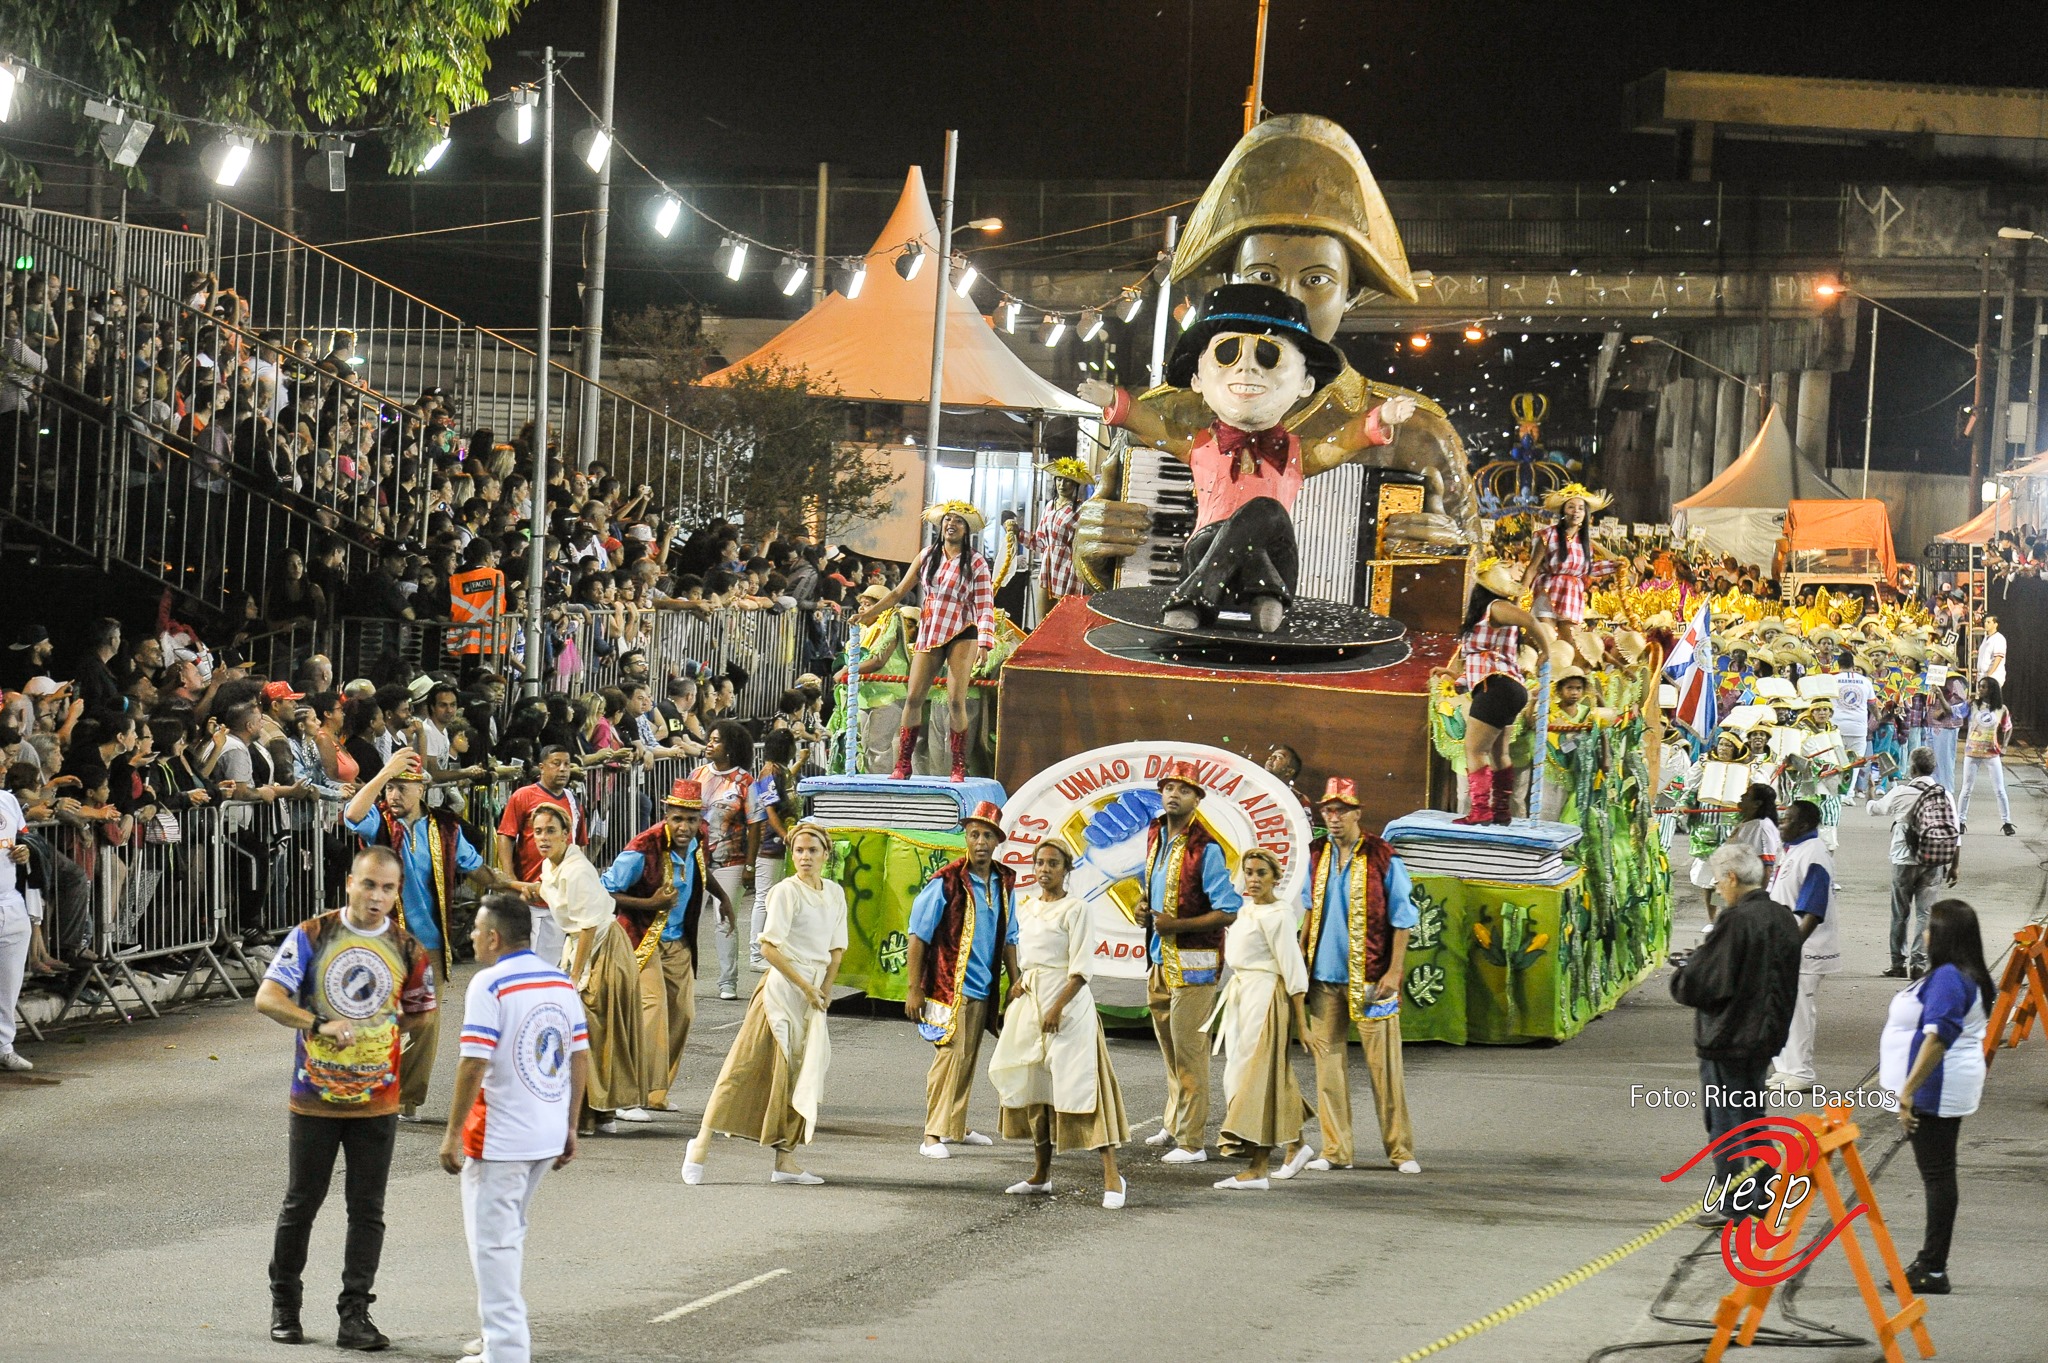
[1169,114,1416,303]
[922,500,987,535]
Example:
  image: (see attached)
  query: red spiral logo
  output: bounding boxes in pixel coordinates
[1661,1117,1866,1287]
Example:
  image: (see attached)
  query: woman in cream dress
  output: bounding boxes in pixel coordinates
[987,841,1129,1210]
[683,823,846,1186]
[524,803,649,1135]
[1206,848,1316,1190]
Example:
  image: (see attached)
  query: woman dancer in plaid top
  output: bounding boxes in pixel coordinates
[1520,483,1618,664]
[1031,458,1090,617]
[1451,558,1553,824]
[856,501,994,781]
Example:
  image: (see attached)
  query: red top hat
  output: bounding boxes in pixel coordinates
[1155,759,1207,796]
[960,800,1007,840]
[664,778,704,808]
[1318,777,1363,808]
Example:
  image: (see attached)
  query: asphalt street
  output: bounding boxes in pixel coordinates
[5,771,2046,1363]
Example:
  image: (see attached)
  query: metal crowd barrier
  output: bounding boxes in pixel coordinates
[532,606,806,723]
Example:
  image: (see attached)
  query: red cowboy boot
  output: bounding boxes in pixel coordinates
[891,725,920,780]
[949,729,968,782]
[1453,766,1493,825]
[1493,770,1516,825]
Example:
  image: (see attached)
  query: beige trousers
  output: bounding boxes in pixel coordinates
[922,995,988,1141]
[1147,965,1218,1151]
[1306,981,1414,1165]
[642,941,696,1106]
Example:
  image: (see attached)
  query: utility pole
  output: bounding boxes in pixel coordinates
[1149,215,1179,389]
[574,0,619,467]
[1990,253,2017,465]
[812,162,828,308]
[1969,250,1993,518]
[1860,303,1878,497]
[921,132,959,510]
[1243,0,1271,133]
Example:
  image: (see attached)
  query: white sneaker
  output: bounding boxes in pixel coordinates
[770,1169,824,1185]
[1004,1179,1052,1195]
[1143,1128,1173,1147]
[397,1105,422,1123]
[1102,1176,1127,1210]
[958,1131,994,1147]
[1305,1158,1333,1172]
[681,1161,706,1185]
[919,1140,951,1160]
[1274,1145,1318,1180]
[1397,1159,1422,1174]
[464,1338,483,1355]
[749,956,767,972]
[596,1119,619,1135]
[1213,1174,1267,1190]
[719,987,739,1000]
[0,1051,33,1072]
[612,1107,655,1123]
[1160,1147,1208,1164]
[661,1096,688,1113]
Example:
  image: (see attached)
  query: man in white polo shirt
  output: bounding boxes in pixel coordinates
[440,893,589,1363]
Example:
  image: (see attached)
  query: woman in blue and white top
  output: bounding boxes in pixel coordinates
[1879,898,1995,1298]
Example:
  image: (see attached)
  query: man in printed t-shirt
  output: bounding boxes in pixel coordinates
[255,845,437,1351]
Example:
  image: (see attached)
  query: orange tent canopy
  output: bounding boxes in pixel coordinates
[1936,493,2013,545]
[1782,498,1897,581]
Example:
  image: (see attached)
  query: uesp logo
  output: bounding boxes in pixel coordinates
[1661,1116,1865,1286]
[997,742,1314,980]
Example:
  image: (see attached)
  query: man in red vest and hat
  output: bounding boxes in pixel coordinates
[602,778,733,1117]
[1141,759,1243,1162]
[1298,777,1421,1173]
[905,800,1021,1159]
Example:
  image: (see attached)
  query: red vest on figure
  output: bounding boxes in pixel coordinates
[1143,817,1228,984]
[616,822,710,966]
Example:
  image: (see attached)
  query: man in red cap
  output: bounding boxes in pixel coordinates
[1141,760,1242,1162]
[255,679,306,774]
[1298,777,1421,1173]
[601,779,733,1116]
[905,800,1020,1158]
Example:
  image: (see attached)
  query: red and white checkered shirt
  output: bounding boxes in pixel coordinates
[1530,527,1616,624]
[1461,616,1522,692]
[1031,500,1080,599]
[914,548,996,652]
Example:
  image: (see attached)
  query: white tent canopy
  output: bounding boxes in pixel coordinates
[1672,406,1845,568]
[700,167,1094,415]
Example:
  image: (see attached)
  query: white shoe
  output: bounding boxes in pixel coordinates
[719,987,739,1000]
[1304,1158,1333,1172]
[681,1161,706,1185]
[1143,1128,1173,1147]
[596,1119,620,1135]
[770,1169,824,1185]
[398,1105,422,1123]
[1102,1176,1127,1210]
[0,1051,32,1072]
[661,1096,688,1113]
[613,1106,655,1123]
[1274,1145,1318,1180]
[919,1141,951,1159]
[463,1338,483,1356]
[1397,1159,1422,1174]
[1160,1147,1208,1164]
[1005,1179,1052,1195]
[749,956,767,972]
[1213,1174,1267,1190]
[958,1130,994,1147]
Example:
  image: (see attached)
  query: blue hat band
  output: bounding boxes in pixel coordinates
[1199,311,1316,338]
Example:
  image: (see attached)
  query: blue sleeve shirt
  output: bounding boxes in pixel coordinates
[1307,849,1420,984]
[1146,840,1241,966]
[908,869,1012,1000]
[1794,864,1832,920]
[344,807,480,952]
[602,839,700,941]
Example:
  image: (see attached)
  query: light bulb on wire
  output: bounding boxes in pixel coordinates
[952,255,977,298]
[1120,288,1145,323]
[1077,309,1104,342]
[419,129,451,171]
[0,59,24,123]
[212,133,255,187]
[652,196,682,238]
[895,241,926,281]
[1000,300,1021,333]
[715,237,747,281]
[834,260,867,299]
[1038,314,1066,348]
[581,128,611,172]
[775,257,809,297]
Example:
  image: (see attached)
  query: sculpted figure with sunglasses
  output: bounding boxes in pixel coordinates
[1097,283,1414,633]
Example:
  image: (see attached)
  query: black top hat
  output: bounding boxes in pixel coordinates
[1165,283,1345,392]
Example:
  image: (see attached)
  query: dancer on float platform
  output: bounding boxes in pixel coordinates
[1030,457,1090,618]
[987,839,1129,1208]
[1450,558,1553,825]
[1521,483,1619,668]
[683,823,846,1187]
[1140,759,1242,1162]
[906,801,1019,1157]
[853,502,994,781]
[1207,848,1314,1190]
[1299,779,1422,1173]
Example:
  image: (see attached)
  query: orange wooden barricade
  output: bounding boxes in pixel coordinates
[1982,923,2048,1065]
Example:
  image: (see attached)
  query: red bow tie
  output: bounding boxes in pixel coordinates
[1211,422,1291,480]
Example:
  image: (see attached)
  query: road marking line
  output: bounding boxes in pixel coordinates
[649,1268,790,1324]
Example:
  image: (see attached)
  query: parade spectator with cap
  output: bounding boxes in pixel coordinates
[2,624,53,692]
[1297,778,1423,1174]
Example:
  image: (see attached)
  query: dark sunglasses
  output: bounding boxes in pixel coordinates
[1208,334,1282,369]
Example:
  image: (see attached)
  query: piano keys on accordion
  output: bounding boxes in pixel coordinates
[1112,446,1427,608]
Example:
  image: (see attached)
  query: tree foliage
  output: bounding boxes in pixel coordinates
[608,304,900,538]
[0,0,533,182]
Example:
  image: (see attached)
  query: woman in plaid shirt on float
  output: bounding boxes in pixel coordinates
[855,500,995,781]
[1520,483,1620,665]
[1450,558,1555,825]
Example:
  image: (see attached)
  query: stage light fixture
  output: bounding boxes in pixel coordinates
[1078,309,1104,342]
[85,100,152,167]
[895,242,926,281]
[652,196,682,238]
[715,237,747,281]
[1038,314,1066,347]
[1001,299,1021,333]
[1408,331,1431,350]
[1120,288,1145,323]
[419,130,451,170]
[1463,324,1485,342]
[213,134,255,187]
[775,257,809,296]
[512,88,537,144]
[582,128,611,172]
[835,260,867,299]
[0,60,23,123]
[319,136,354,192]
[953,256,977,297]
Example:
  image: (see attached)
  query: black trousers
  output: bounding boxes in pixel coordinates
[1168,495,1298,617]
[1909,1112,1963,1271]
[1699,1055,1769,1182]
[268,1111,398,1311]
